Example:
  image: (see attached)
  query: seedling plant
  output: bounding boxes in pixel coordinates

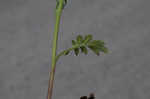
[47,0,109,99]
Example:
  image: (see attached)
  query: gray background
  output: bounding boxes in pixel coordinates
[0,0,150,99]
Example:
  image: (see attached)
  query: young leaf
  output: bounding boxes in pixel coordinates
[74,48,79,56]
[83,34,93,44]
[88,46,100,56]
[80,46,88,55]
[76,35,83,44]
[64,50,70,55]
[72,40,76,46]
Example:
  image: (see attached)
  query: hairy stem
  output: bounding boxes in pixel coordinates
[47,0,64,99]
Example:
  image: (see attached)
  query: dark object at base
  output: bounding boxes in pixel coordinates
[80,96,88,99]
[80,93,95,99]
[88,93,95,99]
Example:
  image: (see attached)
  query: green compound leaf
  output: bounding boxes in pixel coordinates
[88,46,100,56]
[64,50,70,55]
[80,46,88,55]
[83,34,93,44]
[76,35,83,44]
[70,34,108,56]
[74,48,79,56]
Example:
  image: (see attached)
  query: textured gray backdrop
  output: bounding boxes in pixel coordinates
[0,0,150,99]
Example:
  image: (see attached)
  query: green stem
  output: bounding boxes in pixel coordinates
[47,0,64,99]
